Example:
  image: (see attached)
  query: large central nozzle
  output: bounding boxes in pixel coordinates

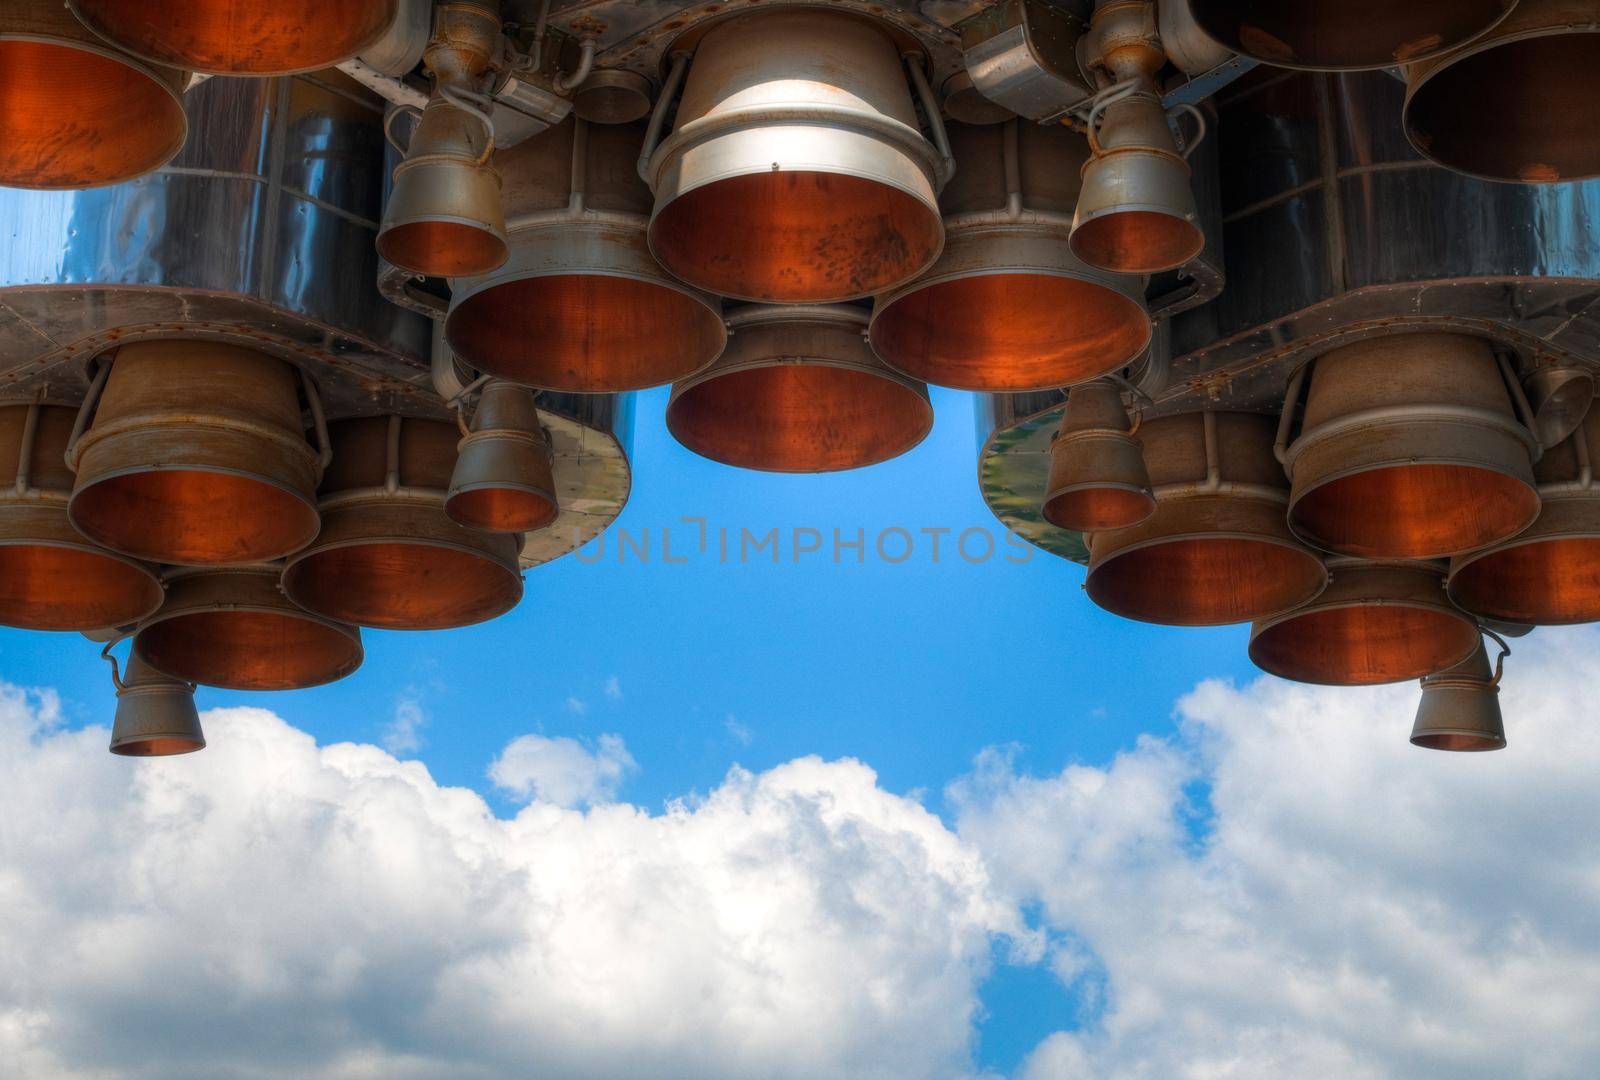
[0,0,187,189]
[67,342,325,567]
[376,0,508,278]
[446,119,727,392]
[645,8,946,303]
[869,120,1151,392]
[1284,334,1541,560]
[667,305,933,473]
[68,0,398,76]
[1188,0,1517,70]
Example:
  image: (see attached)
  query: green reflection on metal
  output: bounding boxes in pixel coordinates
[977,401,1091,565]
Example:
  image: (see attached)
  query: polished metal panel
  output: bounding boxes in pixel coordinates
[0,71,430,417]
[957,0,1094,122]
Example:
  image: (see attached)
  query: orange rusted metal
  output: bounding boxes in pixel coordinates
[68,0,397,76]
[68,341,324,567]
[1285,334,1541,560]
[283,415,524,630]
[1087,411,1328,625]
[0,0,187,189]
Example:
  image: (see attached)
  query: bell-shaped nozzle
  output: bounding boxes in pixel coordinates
[375,0,507,278]
[1043,380,1155,533]
[376,94,508,278]
[445,380,559,533]
[108,651,204,757]
[1070,92,1205,275]
[1525,366,1596,450]
[1410,635,1509,752]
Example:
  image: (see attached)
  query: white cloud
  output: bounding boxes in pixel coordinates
[955,626,1600,1080]
[488,732,638,808]
[381,693,427,755]
[724,713,752,746]
[0,688,1022,1080]
[564,696,588,716]
[603,677,622,702]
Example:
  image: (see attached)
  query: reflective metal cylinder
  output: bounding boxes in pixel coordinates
[134,565,363,691]
[646,8,945,303]
[68,0,399,76]
[1189,0,1517,70]
[0,0,187,189]
[68,341,324,566]
[0,403,162,631]
[445,380,559,534]
[1086,411,1328,625]
[1249,559,1479,685]
[1411,639,1508,752]
[1449,401,1600,624]
[869,120,1151,392]
[109,653,204,757]
[667,305,933,473]
[447,118,727,392]
[282,415,524,630]
[1404,0,1600,183]
[1069,92,1204,275]
[1285,334,1541,560]
[1041,381,1154,533]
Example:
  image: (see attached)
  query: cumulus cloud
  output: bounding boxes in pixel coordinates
[0,689,1022,1080]
[488,732,638,808]
[955,626,1600,1080]
[381,693,427,755]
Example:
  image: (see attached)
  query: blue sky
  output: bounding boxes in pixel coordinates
[0,384,1265,1075]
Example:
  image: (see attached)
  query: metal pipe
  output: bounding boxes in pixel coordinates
[904,52,955,184]
[1200,408,1221,492]
[1002,118,1022,220]
[63,359,112,470]
[384,414,402,495]
[337,57,430,111]
[1273,363,1309,468]
[13,400,39,496]
[556,38,596,93]
[637,50,691,184]
[568,115,588,216]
